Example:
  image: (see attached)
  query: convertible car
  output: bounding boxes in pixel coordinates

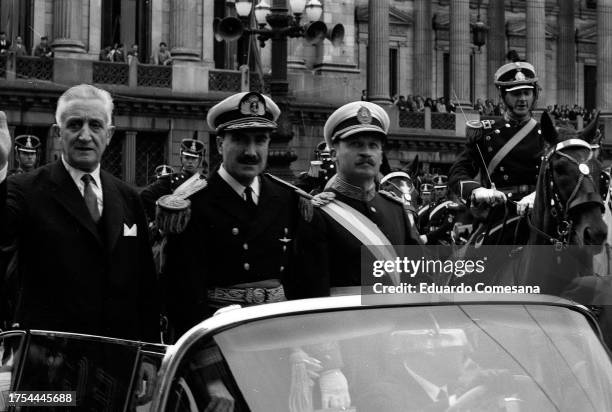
[0,294,611,411]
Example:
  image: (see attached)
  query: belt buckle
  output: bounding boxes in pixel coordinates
[245,287,266,304]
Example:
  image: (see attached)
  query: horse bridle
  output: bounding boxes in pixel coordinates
[528,138,604,249]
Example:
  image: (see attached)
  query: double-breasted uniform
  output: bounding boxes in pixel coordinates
[165,171,306,335]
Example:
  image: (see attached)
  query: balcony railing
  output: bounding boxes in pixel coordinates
[208,69,242,92]
[431,112,456,130]
[137,64,172,88]
[16,56,53,80]
[93,61,129,85]
[399,111,425,128]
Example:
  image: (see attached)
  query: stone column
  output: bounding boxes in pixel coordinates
[52,0,86,53]
[88,0,102,58]
[557,0,576,106]
[450,0,471,107]
[367,0,390,104]
[201,0,215,67]
[487,0,505,100]
[288,38,306,70]
[170,0,200,61]
[32,0,47,51]
[526,0,546,106]
[123,131,137,185]
[413,0,432,98]
[598,0,612,112]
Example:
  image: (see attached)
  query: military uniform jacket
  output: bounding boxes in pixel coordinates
[165,171,304,334]
[289,188,421,299]
[140,170,193,221]
[449,116,545,203]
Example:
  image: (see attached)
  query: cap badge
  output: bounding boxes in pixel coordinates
[357,106,372,124]
[26,137,33,148]
[240,94,266,116]
[515,70,526,81]
[191,141,197,151]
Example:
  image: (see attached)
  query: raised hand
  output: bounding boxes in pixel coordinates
[0,112,11,170]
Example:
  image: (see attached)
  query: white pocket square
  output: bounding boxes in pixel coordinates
[123,223,137,237]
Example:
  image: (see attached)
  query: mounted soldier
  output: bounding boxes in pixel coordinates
[448,56,545,245]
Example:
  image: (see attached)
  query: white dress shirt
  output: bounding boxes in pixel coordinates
[61,156,104,216]
[218,164,260,205]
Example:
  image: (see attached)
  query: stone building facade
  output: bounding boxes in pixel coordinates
[0,0,609,182]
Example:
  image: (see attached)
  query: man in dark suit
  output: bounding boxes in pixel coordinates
[0,84,159,341]
[165,92,311,335]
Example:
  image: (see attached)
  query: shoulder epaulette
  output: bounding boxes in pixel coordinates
[466,119,494,144]
[265,173,314,222]
[379,190,404,205]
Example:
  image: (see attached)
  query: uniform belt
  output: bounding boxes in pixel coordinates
[497,185,535,196]
[207,284,286,305]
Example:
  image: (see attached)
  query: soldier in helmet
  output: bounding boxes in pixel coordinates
[154,164,174,180]
[448,56,545,244]
[9,135,40,176]
[296,140,336,194]
[140,139,206,221]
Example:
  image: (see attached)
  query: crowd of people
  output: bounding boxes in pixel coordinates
[0,32,53,58]
[98,41,173,65]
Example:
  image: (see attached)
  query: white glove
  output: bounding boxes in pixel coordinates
[470,187,506,207]
[311,191,336,207]
[517,191,536,216]
[319,369,351,409]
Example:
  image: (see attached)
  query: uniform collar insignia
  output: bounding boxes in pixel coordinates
[330,175,376,202]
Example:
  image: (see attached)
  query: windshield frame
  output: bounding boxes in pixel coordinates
[150,294,606,411]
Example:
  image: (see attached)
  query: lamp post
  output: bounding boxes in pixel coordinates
[216,0,343,178]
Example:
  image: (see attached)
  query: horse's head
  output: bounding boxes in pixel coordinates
[538,111,607,248]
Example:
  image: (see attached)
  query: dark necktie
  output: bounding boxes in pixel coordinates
[81,174,100,223]
[244,186,256,210]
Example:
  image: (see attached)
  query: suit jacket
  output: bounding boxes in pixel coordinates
[0,161,159,341]
[165,171,304,335]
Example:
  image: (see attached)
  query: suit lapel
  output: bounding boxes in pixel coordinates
[100,171,124,253]
[48,161,102,245]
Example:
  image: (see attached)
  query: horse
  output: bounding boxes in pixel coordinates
[449,111,607,293]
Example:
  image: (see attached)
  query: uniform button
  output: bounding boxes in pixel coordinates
[505,123,510,128]
[370,206,377,212]
[282,245,287,252]
[508,192,513,198]
[244,263,250,271]
[503,175,509,180]
[538,129,542,134]
[485,135,491,141]
[280,266,285,273]
[232,228,239,235]
[488,147,493,152]
[500,166,504,172]
[494,129,500,134]
[243,243,248,250]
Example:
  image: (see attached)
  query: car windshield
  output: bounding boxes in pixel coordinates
[172,304,612,412]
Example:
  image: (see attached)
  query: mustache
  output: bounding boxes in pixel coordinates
[237,155,261,164]
[356,158,376,166]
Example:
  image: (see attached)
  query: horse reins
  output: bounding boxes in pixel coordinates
[527,138,603,250]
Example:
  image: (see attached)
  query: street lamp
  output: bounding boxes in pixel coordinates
[471,0,488,52]
[215,0,344,178]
